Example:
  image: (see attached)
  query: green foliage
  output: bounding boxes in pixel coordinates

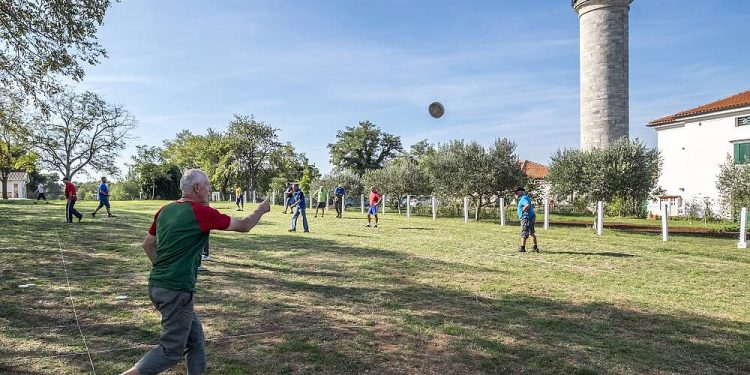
[0,92,37,199]
[319,169,364,197]
[129,145,182,200]
[30,90,136,179]
[27,172,62,199]
[227,114,281,191]
[110,179,141,200]
[716,155,750,219]
[548,139,661,217]
[425,138,525,219]
[0,0,112,97]
[299,168,312,193]
[362,158,431,211]
[327,121,403,175]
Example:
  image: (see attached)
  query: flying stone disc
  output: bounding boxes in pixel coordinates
[428,102,444,118]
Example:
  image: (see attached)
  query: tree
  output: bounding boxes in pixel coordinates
[129,145,181,200]
[0,90,36,199]
[30,90,135,179]
[363,158,431,213]
[227,115,281,191]
[0,0,113,97]
[426,138,524,219]
[547,139,661,216]
[717,155,750,219]
[319,169,364,198]
[328,121,403,175]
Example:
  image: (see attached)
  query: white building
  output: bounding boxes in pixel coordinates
[647,90,750,217]
[5,171,30,199]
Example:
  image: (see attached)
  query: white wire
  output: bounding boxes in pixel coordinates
[54,229,97,375]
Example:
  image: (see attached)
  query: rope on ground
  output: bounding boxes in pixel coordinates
[54,229,97,375]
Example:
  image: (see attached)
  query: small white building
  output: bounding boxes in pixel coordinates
[647,90,750,217]
[5,171,30,199]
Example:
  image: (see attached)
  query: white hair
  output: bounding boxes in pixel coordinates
[180,169,209,193]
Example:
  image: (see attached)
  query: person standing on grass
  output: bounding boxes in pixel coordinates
[62,177,82,223]
[365,186,381,228]
[121,169,270,375]
[283,183,294,214]
[515,186,539,253]
[288,183,309,233]
[33,182,48,204]
[92,176,116,217]
[334,184,345,218]
[314,186,327,218]
[235,185,244,211]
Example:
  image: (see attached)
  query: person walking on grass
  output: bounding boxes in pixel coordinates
[365,186,381,228]
[334,184,345,218]
[92,176,116,218]
[120,169,271,375]
[283,183,294,214]
[33,182,48,204]
[62,177,82,223]
[314,186,327,218]
[515,186,539,253]
[288,183,309,233]
[235,185,244,211]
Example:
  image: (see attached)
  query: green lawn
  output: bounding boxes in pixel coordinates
[1,199,749,374]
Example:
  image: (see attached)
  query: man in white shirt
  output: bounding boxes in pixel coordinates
[34,182,48,204]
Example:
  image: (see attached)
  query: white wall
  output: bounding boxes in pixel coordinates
[653,106,750,216]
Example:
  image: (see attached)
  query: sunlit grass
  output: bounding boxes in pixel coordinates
[1,199,748,374]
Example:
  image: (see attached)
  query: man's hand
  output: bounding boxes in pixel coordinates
[227,198,271,232]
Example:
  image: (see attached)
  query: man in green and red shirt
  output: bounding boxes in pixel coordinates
[62,176,83,223]
[121,169,271,375]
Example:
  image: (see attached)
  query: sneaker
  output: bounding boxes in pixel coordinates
[236,208,242,211]
[532,247,540,253]
[91,212,96,218]
[197,265,209,272]
[303,230,310,233]
[365,224,371,227]
[201,255,211,261]
[314,215,317,218]
[108,214,117,217]
[77,216,83,222]
[289,229,296,232]
[518,247,526,253]
[374,224,378,228]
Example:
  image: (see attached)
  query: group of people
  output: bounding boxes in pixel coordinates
[105,168,537,375]
[51,176,116,223]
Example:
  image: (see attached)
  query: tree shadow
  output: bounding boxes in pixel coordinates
[548,251,636,258]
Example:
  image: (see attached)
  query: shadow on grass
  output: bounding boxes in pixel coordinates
[1,202,749,374]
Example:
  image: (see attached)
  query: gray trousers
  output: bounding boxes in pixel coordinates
[136,287,206,375]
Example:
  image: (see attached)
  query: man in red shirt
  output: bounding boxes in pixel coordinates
[121,169,271,375]
[366,185,382,228]
[62,176,83,223]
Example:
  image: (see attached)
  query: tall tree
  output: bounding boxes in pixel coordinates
[227,115,281,191]
[0,0,113,97]
[30,90,135,179]
[0,89,36,199]
[328,121,403,175]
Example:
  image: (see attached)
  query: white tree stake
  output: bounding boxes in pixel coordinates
[544,197,549,230]
[597,201,604,236]
[662,203,669,242]
[499,198,505,226]
[739,207,747,249]
[432,195,437,220]
[464,197,469,223]
[406,195,411,218]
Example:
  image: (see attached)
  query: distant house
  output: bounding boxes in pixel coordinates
[647,89,750,217]
[518,160,550,200]
[4,172,30,199]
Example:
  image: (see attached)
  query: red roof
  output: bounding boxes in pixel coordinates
[648,90,750,126]
[519,160,549,179]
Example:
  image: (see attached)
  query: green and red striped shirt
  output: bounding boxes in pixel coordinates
[148,200,231,291]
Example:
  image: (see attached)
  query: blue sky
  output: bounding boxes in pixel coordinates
[74,0,750,176]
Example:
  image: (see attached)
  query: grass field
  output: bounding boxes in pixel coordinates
[1,199,749,374]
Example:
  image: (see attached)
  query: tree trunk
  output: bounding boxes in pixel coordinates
[1,174,7,200]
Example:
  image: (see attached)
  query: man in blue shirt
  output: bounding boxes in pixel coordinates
[92,176,116,218]
[515,186,538,252]
[334,184,345,218]
[289,183,309,233]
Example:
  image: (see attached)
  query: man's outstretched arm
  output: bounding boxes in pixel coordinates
[226,199,271,232]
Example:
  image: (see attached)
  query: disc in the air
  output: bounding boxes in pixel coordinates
[428,102,444,118]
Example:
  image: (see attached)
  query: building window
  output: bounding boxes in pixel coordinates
[734,142,750,164]
[738,115,750,127]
